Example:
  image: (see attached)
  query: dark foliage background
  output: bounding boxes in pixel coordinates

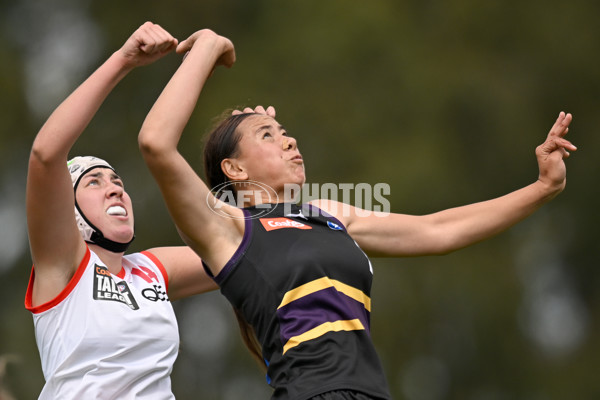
[1,1,598,399]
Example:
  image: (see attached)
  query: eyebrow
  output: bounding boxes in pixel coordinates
[255,123,286,134]
[83,170,122,181]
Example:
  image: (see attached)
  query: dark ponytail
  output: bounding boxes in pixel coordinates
[233,308,266,371]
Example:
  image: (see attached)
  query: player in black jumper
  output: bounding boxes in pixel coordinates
[138,28,576,400]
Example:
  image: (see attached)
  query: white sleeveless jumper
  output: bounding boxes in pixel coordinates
[25,246,179,400]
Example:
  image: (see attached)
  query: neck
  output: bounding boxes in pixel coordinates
[234,188,299,207]
[242,195,295,208]
[89,244,125,275]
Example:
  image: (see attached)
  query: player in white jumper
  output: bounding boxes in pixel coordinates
[25,22,216,400]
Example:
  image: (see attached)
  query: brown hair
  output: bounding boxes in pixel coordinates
[204,110,266,370]
[233,308,265,370]
[203,112,254,190]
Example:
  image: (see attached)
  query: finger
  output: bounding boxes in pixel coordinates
[136,22,163,54]
[220,46,236,68]
[143,25,172,54]
[537,136,560,157]
[138,32,158,54]
[152,24,178,53]
[539,137,577,160]
[176,34,196,54]
[254,105,267,114]
[555,146,570,159]
[266,106,276,117]
[549,111,572,139]
[176,30,208,54]
[557,137,578,152]
[176,42,189,55]
[561,112,573,132]
[159,38,178,53]
[243,107,254,113]
[232,110,243,115]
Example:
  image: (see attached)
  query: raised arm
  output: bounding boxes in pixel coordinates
[26,22,177,304]
[318,112,577,257]
[138,29,244,273]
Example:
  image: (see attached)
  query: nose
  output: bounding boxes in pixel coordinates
[282,136,297,151]
[106,182,124,198]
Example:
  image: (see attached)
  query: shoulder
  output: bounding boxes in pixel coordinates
[308,199,354,226]
[138,246,217,300]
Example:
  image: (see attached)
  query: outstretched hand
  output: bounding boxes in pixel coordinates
[232,105,276,117]
[536,111,577,191]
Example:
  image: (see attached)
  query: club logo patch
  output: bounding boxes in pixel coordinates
[131,266,169,302]
[327,221,343,231]
[260,217,313,231]
[93,265,139,310]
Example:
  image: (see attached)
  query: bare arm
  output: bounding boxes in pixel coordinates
[144,246,218,301]
[316,112,577,257]
[26,22,177,305]
[138,29,244,274]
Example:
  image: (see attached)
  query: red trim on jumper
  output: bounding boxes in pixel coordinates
[141,250,169,292]
[25,246,92,314]
[116,266,126,279]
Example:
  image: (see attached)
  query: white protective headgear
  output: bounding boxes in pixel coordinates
[68,156,134,252]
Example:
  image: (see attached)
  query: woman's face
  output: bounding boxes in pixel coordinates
[75,167,135,243]
[231,114,305,194]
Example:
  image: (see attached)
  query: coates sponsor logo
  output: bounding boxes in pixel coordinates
[207,180,279,220]
[93,265,139,310]
[260,218,313,231]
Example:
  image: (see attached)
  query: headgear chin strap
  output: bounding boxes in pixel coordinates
[68,156,135,253]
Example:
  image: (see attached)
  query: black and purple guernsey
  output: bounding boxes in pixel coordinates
[205,203,392,400]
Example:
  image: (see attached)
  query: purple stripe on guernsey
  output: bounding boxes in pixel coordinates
[202,209,253,283]
[277,286,371,347]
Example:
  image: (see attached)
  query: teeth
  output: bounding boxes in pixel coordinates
[107,206,126,216]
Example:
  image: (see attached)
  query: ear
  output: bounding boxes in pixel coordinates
[221,158,249,181]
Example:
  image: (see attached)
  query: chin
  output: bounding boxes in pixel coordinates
[108,229,134,243]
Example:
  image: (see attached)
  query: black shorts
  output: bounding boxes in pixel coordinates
[310,390,382,400]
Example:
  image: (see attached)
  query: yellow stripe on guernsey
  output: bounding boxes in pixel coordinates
[278,277,372,354]
[283,319,365,354]
[278,277,372,311]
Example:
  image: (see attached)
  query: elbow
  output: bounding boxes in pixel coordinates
[27,143,70,184]
[29,141,61,169]
[138,128,162,158]
[138,128,153,153]
[29,145,47,166]
[138,127,177,169]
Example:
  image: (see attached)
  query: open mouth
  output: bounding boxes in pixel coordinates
[106,206,127,216]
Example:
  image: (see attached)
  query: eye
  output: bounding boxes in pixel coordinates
[262,132,273,139]
[87,179,99,186]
